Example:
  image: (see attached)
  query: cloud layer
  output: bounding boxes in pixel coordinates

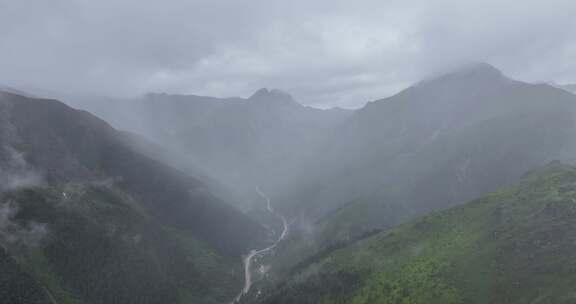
[0,200,48,249]
[0,147,43,192]
[1,0,575,108]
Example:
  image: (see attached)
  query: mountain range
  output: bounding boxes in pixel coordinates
[62,88,350,201]
[243,64,576,300]
[2,62,576,304]
[274,63,576,255]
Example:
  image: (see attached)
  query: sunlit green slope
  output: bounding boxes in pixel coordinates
[261,162,576,304]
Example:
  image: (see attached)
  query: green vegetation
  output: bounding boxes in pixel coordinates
[1,185,243,304]
[0,248,52,304]
[271,194,401,278]
[261,162,576,304]
[0,92,268,304]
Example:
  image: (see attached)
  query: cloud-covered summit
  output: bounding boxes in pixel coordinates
[1,0,575,108]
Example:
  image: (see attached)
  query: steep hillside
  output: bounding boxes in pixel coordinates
[0,91,266,304]
[260,162,576,304]
[288,63,576,229]
[264,64,576,281]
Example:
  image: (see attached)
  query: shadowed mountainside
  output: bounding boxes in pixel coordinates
[0,91,266,304]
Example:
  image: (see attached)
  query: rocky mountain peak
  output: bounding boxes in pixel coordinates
[249,88,299,107]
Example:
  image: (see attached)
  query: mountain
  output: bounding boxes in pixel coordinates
[258,162,576,304]
[0,91,266,304]
[289,63,576,223]
[17,64,576,303]
[267,63,576,276]
[63,88,351,204]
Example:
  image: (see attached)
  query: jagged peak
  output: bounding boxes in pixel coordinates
[250,88,292,99]
[249,88,299,107]
[249,88,271,99]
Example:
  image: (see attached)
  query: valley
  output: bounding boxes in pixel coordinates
[4,1,576,303]
[2,63,576,304]
[232,187,289,303]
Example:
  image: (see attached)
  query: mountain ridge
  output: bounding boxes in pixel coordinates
[267,63,576,283]
[289,62,576,217]
[60,88,352,201]
[0,90,267,304]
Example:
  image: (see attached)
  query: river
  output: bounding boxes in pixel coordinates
[231,187,289,303]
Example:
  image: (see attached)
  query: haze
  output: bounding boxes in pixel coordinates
[4,1,576,303]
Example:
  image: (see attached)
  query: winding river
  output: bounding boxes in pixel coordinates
[232,187,289,303]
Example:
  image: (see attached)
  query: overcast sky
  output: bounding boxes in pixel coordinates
[1,0,575,108]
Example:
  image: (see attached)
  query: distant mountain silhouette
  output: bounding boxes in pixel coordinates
[64,89,351,198]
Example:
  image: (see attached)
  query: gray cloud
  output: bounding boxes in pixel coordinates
[0,0,575,108]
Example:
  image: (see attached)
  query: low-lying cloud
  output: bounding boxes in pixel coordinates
[0,147,44,192]
[0,200,48,249]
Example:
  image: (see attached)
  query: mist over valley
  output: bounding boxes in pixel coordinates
[2,1,576,303]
